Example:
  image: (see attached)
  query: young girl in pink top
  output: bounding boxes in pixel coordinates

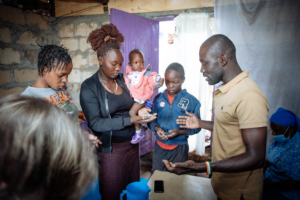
[124,49,164,144]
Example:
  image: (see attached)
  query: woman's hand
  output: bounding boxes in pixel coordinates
[138,107,151,116]
[130,113,157,123]
[155,126,168,140]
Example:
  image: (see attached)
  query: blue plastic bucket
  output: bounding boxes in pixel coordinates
[120,178,151,200]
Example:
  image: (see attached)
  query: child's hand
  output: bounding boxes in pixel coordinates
[86,132,102,148]
[160,78,164,85]
[155,126,168,140]
[167,129,180,139]
[168,129,188,139]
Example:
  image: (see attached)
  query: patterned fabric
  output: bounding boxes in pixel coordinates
[98,141,140,200]
[21,86,79,121]
[264,132,300,200]
[124,65,162,102]
[128,71,142,85]
[133,98,145,104]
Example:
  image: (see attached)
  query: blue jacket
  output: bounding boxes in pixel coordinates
[148,89,201,145]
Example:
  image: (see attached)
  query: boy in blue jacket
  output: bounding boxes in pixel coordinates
[149,62,201,172]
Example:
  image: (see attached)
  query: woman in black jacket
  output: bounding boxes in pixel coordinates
[80,23,156,200]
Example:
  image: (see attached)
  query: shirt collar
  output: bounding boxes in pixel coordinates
[216,71,249,94]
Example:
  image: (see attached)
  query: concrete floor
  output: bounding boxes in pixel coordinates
[140,166,152,180]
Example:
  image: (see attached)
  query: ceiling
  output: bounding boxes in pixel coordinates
[0,0,109,16]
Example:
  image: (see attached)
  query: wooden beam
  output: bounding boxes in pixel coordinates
[55,0,104,17]
[108,0,213,14]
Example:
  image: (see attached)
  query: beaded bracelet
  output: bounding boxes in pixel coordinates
[205,161,212,176]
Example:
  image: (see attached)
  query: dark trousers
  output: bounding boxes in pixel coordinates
[152,142,188,172]
[262,189,290,200]
[218,195,244,200]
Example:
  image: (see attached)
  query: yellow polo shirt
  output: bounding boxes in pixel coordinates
[211,71,269,200]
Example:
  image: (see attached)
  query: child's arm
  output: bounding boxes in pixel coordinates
[147,72,164,90]
[167,129,189,139]
[187,101,202,135]
[148,95,160,132]
[155,126,168,140]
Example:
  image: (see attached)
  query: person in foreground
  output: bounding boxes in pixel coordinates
[263,108,300,200]
[163,34,269,200]
[148,62,201,172]
[80,23,156,200]
[0,95,98,200]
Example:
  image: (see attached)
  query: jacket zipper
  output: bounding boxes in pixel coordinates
[166,94,178,144]
[104,91,112,153]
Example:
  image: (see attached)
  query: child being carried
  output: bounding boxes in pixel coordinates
[124,49,164,144]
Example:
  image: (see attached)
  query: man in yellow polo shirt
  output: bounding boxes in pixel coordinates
[163,34,269,200]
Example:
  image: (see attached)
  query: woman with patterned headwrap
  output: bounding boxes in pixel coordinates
[263,108,300,200]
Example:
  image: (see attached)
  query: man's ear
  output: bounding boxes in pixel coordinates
[98,56,103,66]
[218,54,228,67]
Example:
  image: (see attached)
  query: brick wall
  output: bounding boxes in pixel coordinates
[0,4,109,110]
[0,5,176,109]
[0,4,59,98]
[57,14,109,109]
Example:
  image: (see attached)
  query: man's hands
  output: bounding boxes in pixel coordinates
[176,111,201,129]
[162,160,196,175]
[155,126,168,140]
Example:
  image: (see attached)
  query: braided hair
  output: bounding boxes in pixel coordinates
[87,23,124,58]
[37,45,71,76]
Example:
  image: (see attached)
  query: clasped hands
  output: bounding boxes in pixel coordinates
[154,127,183,140]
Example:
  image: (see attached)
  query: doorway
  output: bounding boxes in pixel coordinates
[158,16,214,155]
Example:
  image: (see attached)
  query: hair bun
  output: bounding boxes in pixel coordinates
[87,23,124,56]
